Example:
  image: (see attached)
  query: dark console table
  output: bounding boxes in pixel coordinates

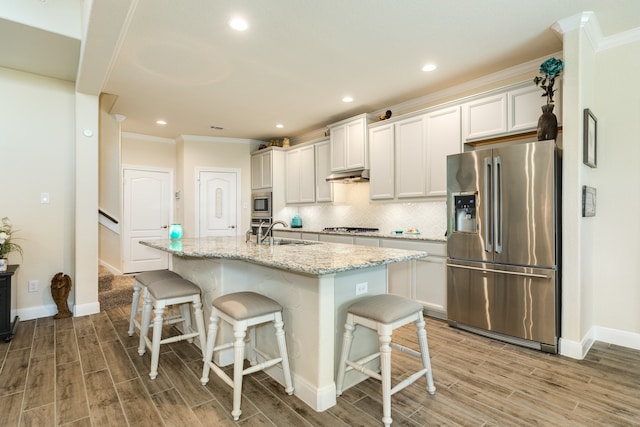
[0,265,19,341]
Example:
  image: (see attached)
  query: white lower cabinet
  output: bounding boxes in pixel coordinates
[318,234,354,244]
[380,239,447,319]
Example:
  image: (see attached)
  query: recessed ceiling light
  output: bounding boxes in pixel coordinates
[422,64,437,72]
[276,124,284,129]
[342,96,354,103]
[228,17,249,31]
[156,120,167,125]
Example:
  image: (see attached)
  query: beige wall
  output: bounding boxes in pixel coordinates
[592,40,640,331]
[0,67,76,318]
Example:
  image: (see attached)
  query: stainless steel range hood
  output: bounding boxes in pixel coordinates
[325,169,370,183]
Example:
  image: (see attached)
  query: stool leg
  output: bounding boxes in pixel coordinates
[200,310,220,385]
[231,325,247,421]
[248,327,258,366]
[378,329,393,427]
[273,312,294,395]
[192,296,207,356]
[415,314,436,395]
[128,280,142,336]
[179,303,193,343]
[138,289,152,356]
[336,314,355,396]
[149,302,165,380]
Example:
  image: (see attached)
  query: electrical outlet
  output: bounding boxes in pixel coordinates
[28,280,39,292]
[355,282,368,295]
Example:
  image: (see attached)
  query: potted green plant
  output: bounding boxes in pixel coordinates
[0,217,23,271]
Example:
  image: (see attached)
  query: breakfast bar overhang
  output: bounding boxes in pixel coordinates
[141,237,428,411]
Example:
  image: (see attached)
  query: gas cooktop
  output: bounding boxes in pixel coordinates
[322,227,380,233]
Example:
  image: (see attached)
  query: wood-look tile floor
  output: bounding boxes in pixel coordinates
[1,306,639,426]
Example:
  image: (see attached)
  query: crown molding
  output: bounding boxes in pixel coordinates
[178,134,263,145]
[121,132,175,144]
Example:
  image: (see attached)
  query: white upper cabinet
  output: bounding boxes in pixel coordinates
[462,82,563,142]
[251,149,273,189]
[314,139,333,202]
[285,144,315,203]
[369,123,395,200]
[462,93,507,141]
[425,106,461,197]
[395,115,427,198]
[329,114,371,172]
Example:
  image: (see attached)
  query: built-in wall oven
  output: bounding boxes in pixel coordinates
[251,191,272,219]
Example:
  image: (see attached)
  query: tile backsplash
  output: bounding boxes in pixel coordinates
[274,182,447,239]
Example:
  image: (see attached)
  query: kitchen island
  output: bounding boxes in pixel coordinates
[140,236,428,411]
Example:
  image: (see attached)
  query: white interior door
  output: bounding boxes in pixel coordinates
[123,168,171,273]
[198,170,238,237]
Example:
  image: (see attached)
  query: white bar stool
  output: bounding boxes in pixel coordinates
[336,294,436,427]
[137,277,207,380]
[200,291,294,421]
[128,269,182,336]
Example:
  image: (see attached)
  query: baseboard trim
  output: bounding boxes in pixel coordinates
[17,304,59,321]
[559,326,640,359]
[74,301,100,317]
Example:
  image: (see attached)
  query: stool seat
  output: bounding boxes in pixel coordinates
[347,294,424,324]
[128,270,182,337]
[201,291,294,421]
[336,294,435,427]
[138,277,206,380]
[147,277,201,300]
[213,291,283,320]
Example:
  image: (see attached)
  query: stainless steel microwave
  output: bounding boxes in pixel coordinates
[251,191,272,219]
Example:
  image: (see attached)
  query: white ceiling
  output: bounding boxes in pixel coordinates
[2,0,640,141]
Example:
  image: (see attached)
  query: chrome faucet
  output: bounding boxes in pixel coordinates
[260,220,288,243]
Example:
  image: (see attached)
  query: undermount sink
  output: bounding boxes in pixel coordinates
[269,239,320,246]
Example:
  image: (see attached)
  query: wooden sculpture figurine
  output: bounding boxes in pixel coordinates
[51,272,72,319]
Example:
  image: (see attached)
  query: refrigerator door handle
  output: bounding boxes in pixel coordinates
[494,155,502,254]
[448,263,552,280]
[484,157,493,252]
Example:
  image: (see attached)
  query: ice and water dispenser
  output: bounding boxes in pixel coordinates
[453,194,477,233]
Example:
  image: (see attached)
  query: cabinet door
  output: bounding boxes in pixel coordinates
[315,140,333,202]
[261,151,272,188]
[330,125,347,171]
[369,124,395,199]
[387,261,413,299]
[251,151,272,189]
[395,115,427,198]
[346,117,366,170]
[507,85,544,133]
[285,149,301,203]
[462,93,507,141]
[299,145,316,203]
[426,106,461,197]
[415,256,447,319]
[318,234,354,244]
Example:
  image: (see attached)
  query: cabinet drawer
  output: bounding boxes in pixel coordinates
[379,239,446,256]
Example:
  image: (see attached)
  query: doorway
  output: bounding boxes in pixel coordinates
[197,169,240,237]
[122,167,172,273]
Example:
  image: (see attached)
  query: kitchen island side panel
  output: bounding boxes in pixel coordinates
[170,256,386,411]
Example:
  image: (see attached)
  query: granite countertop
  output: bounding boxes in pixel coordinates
[140,236,428,276]
[276,228,447,243]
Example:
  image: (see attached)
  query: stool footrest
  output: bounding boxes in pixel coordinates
[390,342,421,358]
[244,356,282,376]
[345,359,382,381]
[390,368,428,396]
[208,362,235,389]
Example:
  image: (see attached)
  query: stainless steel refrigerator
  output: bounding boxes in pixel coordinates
[446,139,561,353]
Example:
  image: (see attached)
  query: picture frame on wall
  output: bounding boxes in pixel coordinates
[583,109,597,168]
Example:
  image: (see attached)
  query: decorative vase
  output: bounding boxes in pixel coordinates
[537,104,558,141]
[169,224,183,239]
[0,258,7,272]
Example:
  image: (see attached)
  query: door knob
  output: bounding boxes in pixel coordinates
[161,225,168,229]
[228,225,236,229]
